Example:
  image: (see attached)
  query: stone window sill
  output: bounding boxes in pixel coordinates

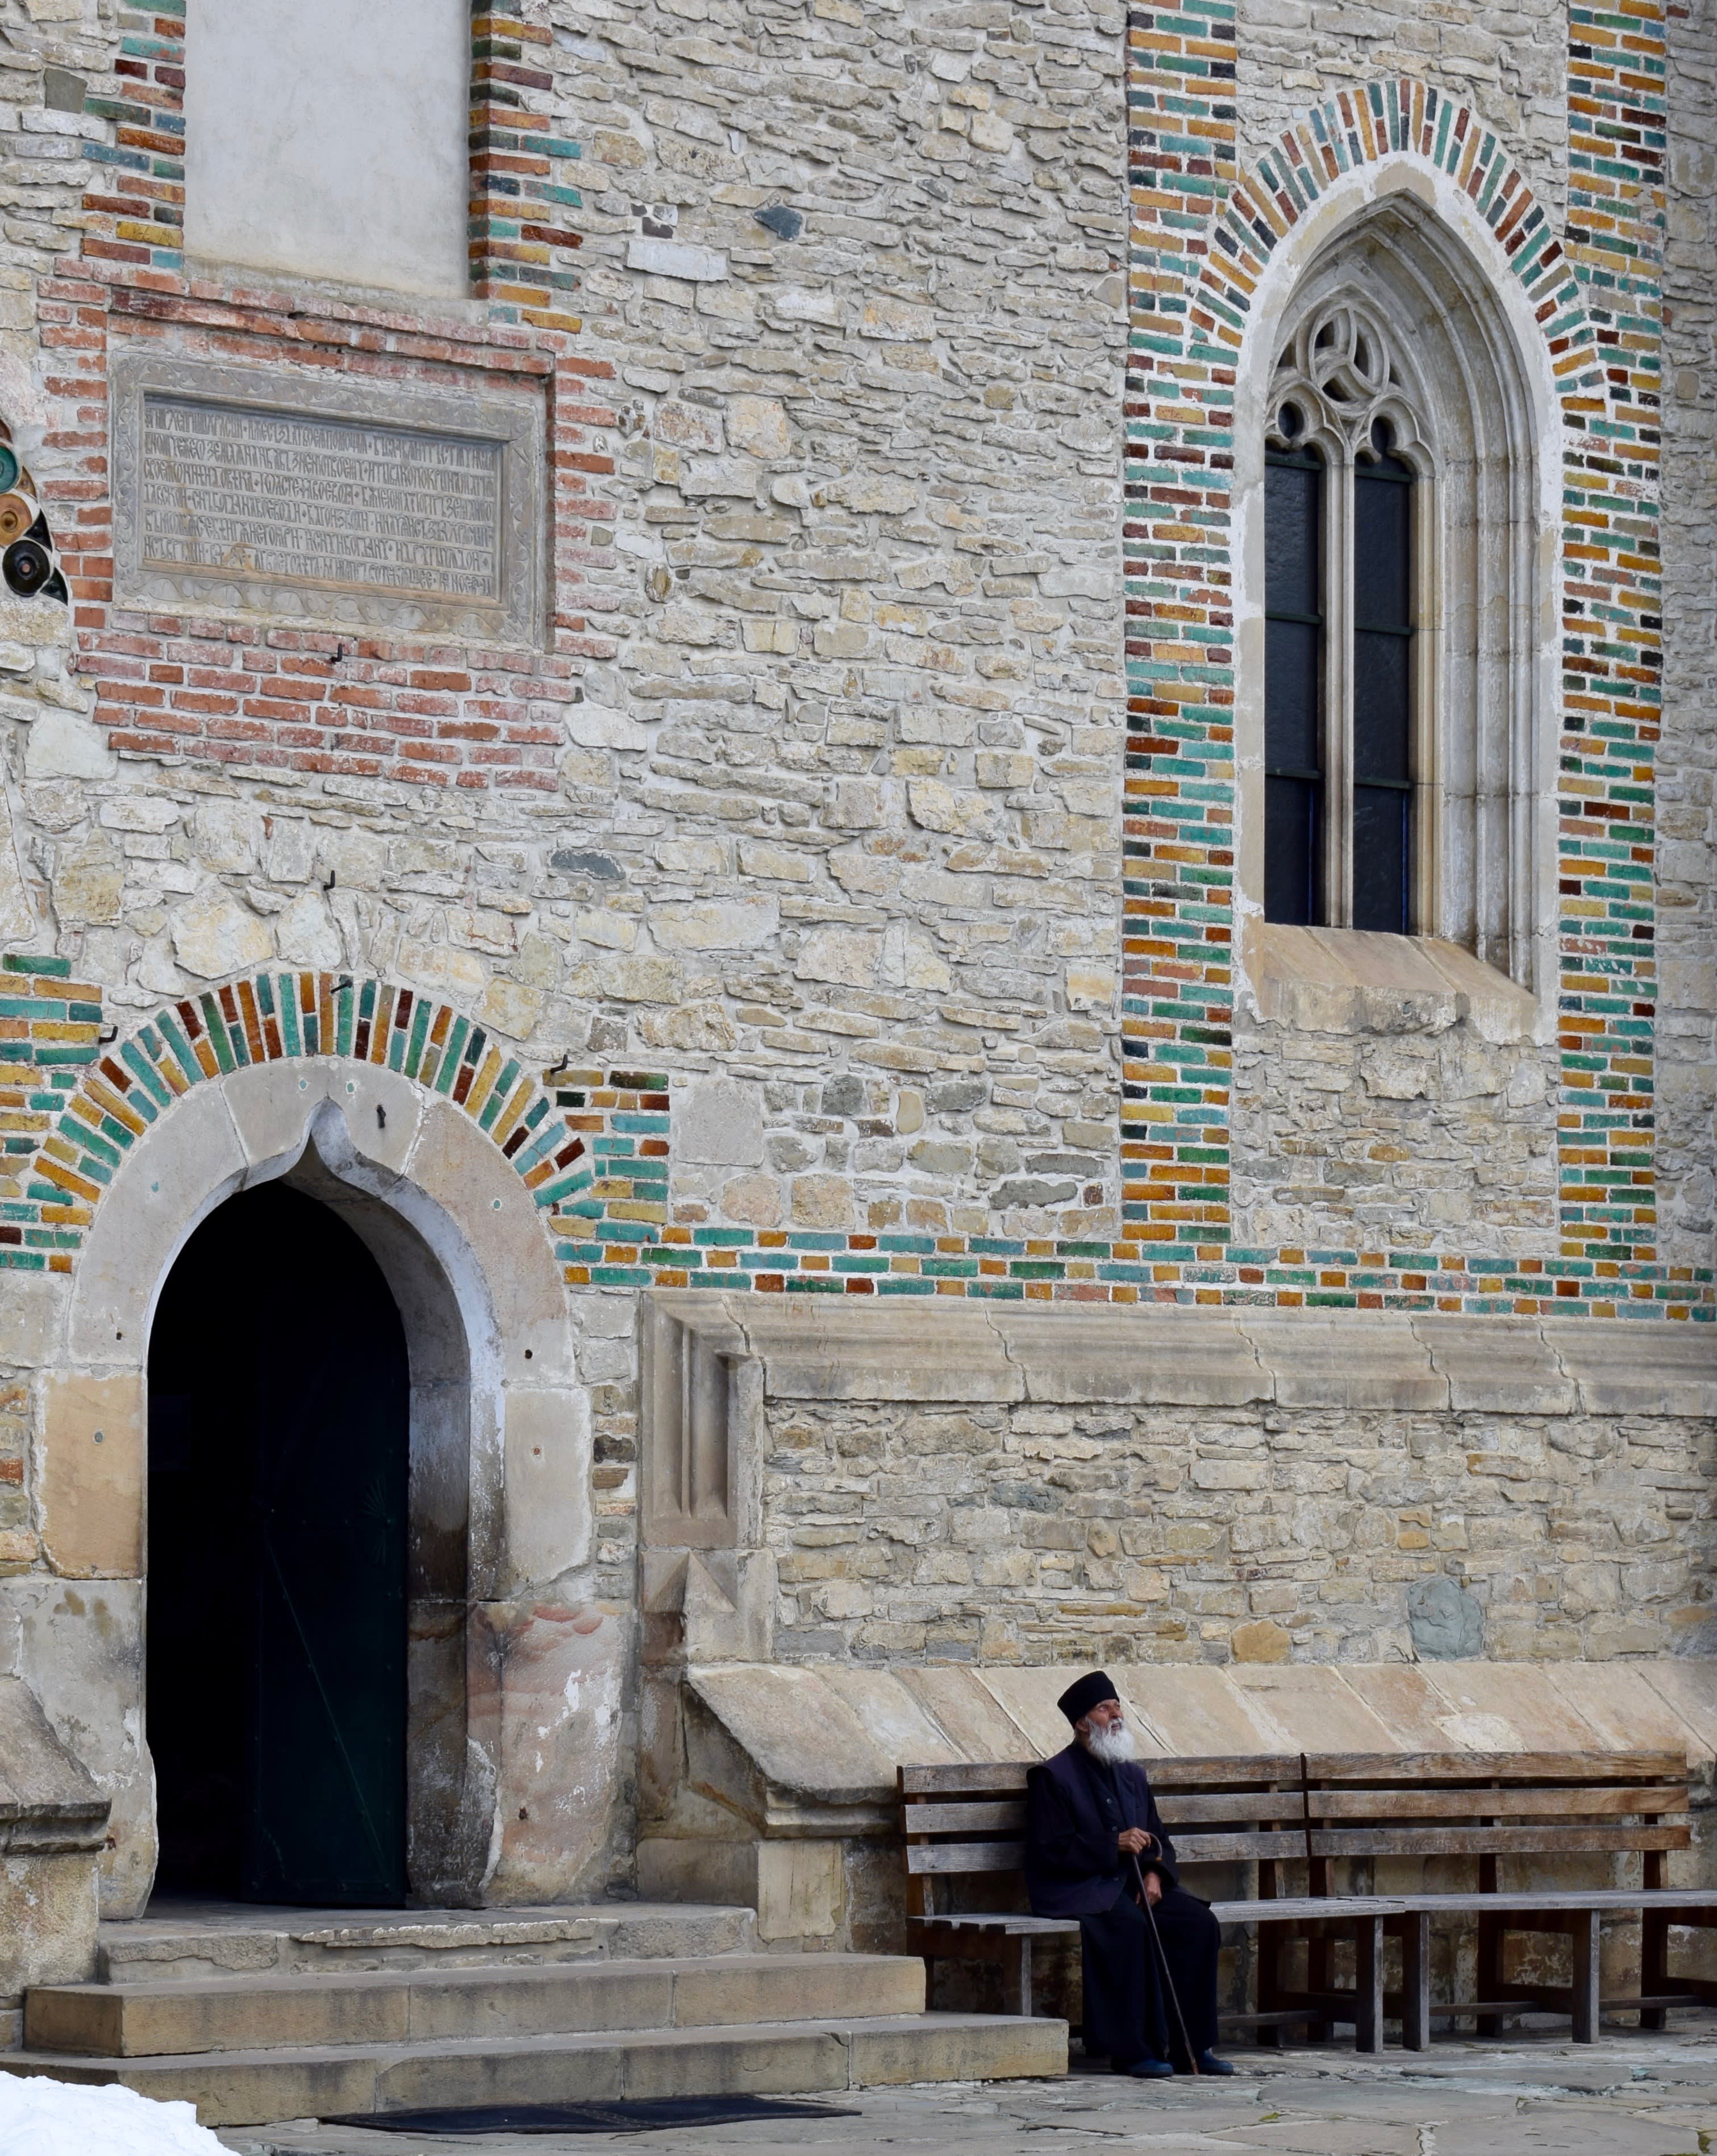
[1242,920,1540,1042]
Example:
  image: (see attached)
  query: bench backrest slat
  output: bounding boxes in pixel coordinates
[1308,1784,1689,1822]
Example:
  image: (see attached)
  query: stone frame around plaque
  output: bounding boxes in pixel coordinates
[109,349,545,648]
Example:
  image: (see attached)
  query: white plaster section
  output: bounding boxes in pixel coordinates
[1230,156,1564,1020]
[183,0,470,298]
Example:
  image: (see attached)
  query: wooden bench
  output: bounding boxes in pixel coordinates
[901,1755,1404,2042]
[1275,1749,1717,2049]
[901,1750,1717,2051]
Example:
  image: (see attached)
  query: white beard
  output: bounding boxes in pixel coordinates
[1084,1720,1137,1765]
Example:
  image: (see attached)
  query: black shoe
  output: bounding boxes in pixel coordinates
[1193,2050,1236,2075]
[1115,2055,1174,2078]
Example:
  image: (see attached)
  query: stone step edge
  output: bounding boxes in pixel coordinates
[95,1905,761,1982]
[99,1903,752,1949]
[39,1949,923,2004]
[0,2010,1069,2075]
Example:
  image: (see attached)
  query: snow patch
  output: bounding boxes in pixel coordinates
[0,2072,228,2156]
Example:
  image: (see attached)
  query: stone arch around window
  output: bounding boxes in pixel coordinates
[1232,162,1563,1003]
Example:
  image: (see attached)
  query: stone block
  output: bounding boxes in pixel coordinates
[894,1667,1039,1762]
[755,1843,844,1945]
[671,1953,923,2023]
[470,1602,623,1903]
[1227,1665,1406,1750]
[1407,1575,1485,1659]
[501,1387,592,1590]
[0,1852,99,2003]
[1417,1664,1611,1753]
[749,1303,1021,1404]
[972,1669,1078,1758]
[1239,1314,1447,1410]
[4,1578,151,1916]
[814,1668,966,1767]
[407,1966,674,2041]
[619,2028,847,2100]
[635,1837,760,1909]
[67,1085,245,1367]
[1115,1667,1284,1757]
[993,1308,1268,1406]
[676,1077,764,1166]
[1637,1663,1717,1772]
[405,1098,574,1383]
[1558,1325,1717,1416]
[1414,1319,1576,1413]
[0,1273,66,1369]
[1543,1662,1702,1766]
[686,1665,894,1805]
[1337,1664,1474,1750]
[27,1974,410,2057]
[848,2013,1068,2084]
[38,1374,143,1579]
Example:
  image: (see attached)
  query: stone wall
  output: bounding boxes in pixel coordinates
[765,1391,1711,1667]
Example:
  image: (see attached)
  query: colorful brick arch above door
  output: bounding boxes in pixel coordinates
[4,959,618,1271]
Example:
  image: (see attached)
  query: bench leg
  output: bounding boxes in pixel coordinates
[1014,1936,1035,2019]
[1402,1911,1431,2052]
[1572,1910,1599,2044]
[1306,1930,1332,2043]
[1476,1912,1503,2038]
[1355,1915,1385,2054]
[1641,1908,1669,2031]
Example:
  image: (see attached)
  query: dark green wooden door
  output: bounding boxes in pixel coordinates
[149,1182,409,1907]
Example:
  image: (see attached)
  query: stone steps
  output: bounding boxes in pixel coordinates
[6,1904,1068,2125]
[24,1952,928,2057]
[0,2013,1066,2126]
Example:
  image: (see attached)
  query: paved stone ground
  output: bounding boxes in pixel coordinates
[223,2020,1717,2156]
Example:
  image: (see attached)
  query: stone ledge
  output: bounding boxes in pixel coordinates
[0,1675,109,1855]
[645,1294,1717,1416]
[684,1658,1717,1815]
[1242,921,1543,1042]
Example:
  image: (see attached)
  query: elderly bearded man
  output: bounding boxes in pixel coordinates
[1024,1671,1232,2078]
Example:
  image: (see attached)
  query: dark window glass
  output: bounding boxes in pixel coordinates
[1352,447,1413,933]
[1264,448,1323,925]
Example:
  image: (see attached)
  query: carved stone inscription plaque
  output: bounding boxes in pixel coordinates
[140,400,503,603]
[112,352,542,645]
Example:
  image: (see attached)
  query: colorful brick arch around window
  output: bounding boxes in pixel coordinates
[1,957,660,1275]
[1194,80,1606,407]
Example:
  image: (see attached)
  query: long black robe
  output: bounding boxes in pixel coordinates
[1024,1741,1220,2065]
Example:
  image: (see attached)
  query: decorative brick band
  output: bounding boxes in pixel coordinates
[5,954,1707,1316]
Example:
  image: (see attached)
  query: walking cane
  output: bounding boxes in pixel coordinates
[1131,1849,1201,2076]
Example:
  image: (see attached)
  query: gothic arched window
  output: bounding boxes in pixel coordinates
[1264,301,1427,936]
[1243,195,1554,995]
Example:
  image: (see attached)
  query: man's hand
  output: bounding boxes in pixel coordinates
[1118,1827,1163,1904]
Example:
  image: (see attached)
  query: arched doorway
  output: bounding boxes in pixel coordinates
[147,1181,410,1906]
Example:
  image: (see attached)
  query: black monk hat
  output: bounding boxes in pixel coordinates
[1057,1670,1120,1725]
